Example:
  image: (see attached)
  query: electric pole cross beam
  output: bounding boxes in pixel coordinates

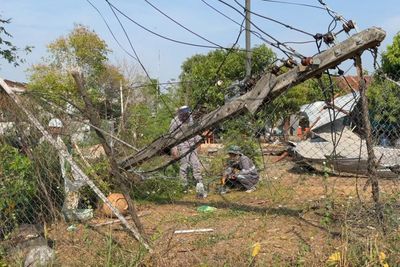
[120,27,385,170]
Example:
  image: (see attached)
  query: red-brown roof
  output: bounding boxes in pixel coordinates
[334,75,372,92]
[3,79,27,93]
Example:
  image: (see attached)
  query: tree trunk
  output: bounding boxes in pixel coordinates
[71,72,146,236]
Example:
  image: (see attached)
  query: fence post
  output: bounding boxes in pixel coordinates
[355,55,383,222]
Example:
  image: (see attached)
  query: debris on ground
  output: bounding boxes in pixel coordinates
[196,205,217,213]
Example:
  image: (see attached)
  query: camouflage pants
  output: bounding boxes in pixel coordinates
[179,151,203,186]
[62,175,85,220]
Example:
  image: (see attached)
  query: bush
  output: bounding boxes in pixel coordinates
[0,145,36,239]
[132,177,184,203]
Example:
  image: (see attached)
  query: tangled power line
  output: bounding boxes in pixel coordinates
[81,0,359,174]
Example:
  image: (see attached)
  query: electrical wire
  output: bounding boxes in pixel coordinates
[106,0,152,81]
[282,40,315,45]
[201,0,243,27]
[144,0,226,49]
[317,0,358,33]
[86,0,138,62]
[216,0,305,59]
[105,0,220,177]
[106,0,249,51]
[106,0,197,146]
[260,0,325,10]
[131,19,248,174]
[96,0,357,177]
[201,0,295,48]
[233,0,316,38]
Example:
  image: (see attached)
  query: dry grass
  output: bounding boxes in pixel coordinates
[2,155,400,266]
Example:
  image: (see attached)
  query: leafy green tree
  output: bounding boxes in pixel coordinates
[179,44,276,110]
[121,79,180,148]
[29,24,122,119]
[0,16,32,68]
[382,32,400,80]
[367,32,400,137]
[368,78,400,124]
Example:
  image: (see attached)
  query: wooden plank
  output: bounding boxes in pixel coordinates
[120,27,386,169]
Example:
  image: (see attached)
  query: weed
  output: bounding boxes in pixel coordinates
[194,232,235,248]
[133,177,184,204]
[184,212,215,225]
[262,180,294,204]
[150,226,164,242]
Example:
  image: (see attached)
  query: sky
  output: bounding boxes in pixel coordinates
[1,0,399,84]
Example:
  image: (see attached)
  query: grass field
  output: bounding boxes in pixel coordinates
[3,155,400,266]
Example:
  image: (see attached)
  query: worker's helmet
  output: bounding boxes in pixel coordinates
[227,145,242,155]
[177,105,191,122]
[177,105,190,114]
[48,118,63,128]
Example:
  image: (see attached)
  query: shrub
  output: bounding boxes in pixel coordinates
[0,145,36,239]
[132,177,184,203]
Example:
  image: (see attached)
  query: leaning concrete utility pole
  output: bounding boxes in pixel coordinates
[245,0,251,78]
[120,27,386,170]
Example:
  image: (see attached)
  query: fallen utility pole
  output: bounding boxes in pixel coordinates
[0,78,152,252]
[120,27,385,170]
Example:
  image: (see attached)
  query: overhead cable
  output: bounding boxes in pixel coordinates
[260,0,325,10]
[233,0,315,37]
[106,0,248,51]
[216,0,305,59]
[86,0,139,62]
[144,0,226,49]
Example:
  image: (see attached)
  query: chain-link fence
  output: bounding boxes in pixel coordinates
[258,68,400,178]
[1,62,400,265]
[0,81,147,266]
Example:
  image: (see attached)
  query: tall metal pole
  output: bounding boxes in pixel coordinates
[245,0,251,78]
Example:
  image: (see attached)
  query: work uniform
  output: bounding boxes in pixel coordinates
[41,119,86,221]
[53,136,86,220]
[224,154,259,190]
[169,115,203,187]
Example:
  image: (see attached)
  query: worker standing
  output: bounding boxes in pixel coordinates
[169,106,207,198]
[46,118,85,220]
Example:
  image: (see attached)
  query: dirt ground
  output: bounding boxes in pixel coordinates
[4,155,400,266]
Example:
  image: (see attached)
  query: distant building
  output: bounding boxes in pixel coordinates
[333,75,372,92]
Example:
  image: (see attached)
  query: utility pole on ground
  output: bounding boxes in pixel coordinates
[245,0,251,78]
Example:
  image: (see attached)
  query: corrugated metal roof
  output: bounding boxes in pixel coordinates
[294,127,400,168]
[300,92,359,131]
